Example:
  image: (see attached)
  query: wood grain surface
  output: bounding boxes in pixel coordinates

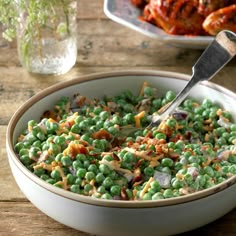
[1,1,236,235]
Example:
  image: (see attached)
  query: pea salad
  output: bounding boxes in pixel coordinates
[14,83,236,201]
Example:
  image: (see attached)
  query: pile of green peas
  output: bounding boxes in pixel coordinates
[14,85,236,200]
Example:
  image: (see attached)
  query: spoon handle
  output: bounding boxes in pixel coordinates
[152,30,236,125]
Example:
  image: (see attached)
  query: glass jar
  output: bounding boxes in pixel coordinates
[16,0,77,75]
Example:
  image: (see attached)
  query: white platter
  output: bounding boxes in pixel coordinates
[104,0,214,49]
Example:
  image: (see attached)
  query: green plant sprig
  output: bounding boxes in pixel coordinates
[0,0,76,42]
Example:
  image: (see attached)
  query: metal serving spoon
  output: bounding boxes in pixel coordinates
[119,30,236,137]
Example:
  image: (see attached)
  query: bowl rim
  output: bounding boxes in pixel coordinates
[6,69,236,208]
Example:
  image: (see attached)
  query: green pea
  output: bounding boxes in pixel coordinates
[102,177,113,189]
[51,169,61,180]
[75,115,84,124]
[152,192,164,200]
[152,98,162,109]
[165,90,176,101]
[20,154,32,165]
[143,86,154,97]
[202,98,213,108]
[76,153,87,162]
[150,180,161,192]
[228,155,236,164]
[75,177,82,185]
[204,166,214,177]
[101,193,112,200]
[14,142,25,153]
[166,118,176,128]
[85,171,95,181]
[99,111,109,120]
[61,155,72,167]
[172,179,183,189]
[40,174,50,181]
[84,184,93,192]
[67,173,75,185]
[188,155,200,164]
[72,159,83,169]
[110,185,121,196]
[163,189,174,198]
[97,185,106,194]
[229,165,236,174]
[93,107,103,115]
[230,124,236,132]
[46,178,56,185]
[87,164,98,173]
[155,132,166,140]
[46,120,59,133]
[144,166,154,177]
[76,168,86,178]
[34,167,45,177]
[99,164,111,175]
[161,158,174,167]
[175,140,185,150]
[70,184,81,194]
[142,192,152,200]
[196,175,206,187]
[123,152,135,163]
[184,173,193,183]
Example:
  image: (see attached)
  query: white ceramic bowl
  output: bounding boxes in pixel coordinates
[6,70,236,236]
[104,0,214,49]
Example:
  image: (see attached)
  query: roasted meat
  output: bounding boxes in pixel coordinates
[203,4,236,35]
[131,0,150,8]
[197,0,231,16]
[143,0,206,35]
[130,0,236,36]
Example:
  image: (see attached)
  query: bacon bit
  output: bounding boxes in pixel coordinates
[41,110,60,121]
[17,134,25,142]
[139,177,154,198]
[73,95,91,108]
[139,81,149,97]
[204,119,212,124]
[107,101,119,113]
[120,187,129,200]
[131,174,142,185]
[215,164,221,171]
[112,152,120,161]
[92,129,112,140]
[134,111,146,128]
[134,159,144,169]
[168,152,180,159]
[63,141,88,158]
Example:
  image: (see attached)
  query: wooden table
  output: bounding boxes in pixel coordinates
[1,1,236,235]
